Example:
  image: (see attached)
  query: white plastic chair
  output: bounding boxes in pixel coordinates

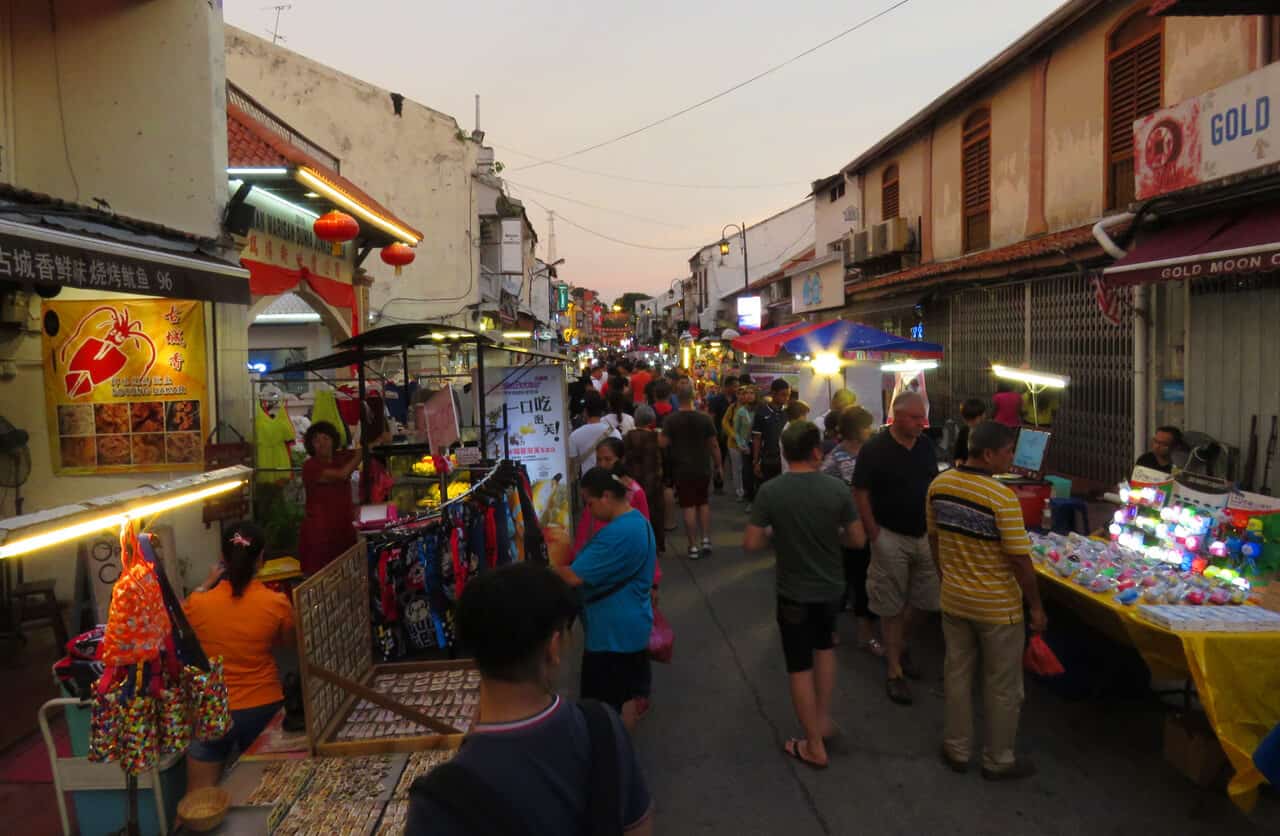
[38,697,180,836]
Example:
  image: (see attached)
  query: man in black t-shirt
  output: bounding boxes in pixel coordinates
[407,564,652,835]
[751,378,791,489]
[662,388,723,559]
[853,392,940,707]
[1135,425,1181,474]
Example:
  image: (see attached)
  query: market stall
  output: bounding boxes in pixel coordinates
[731,318,943,423]
[1025,466,1280,810]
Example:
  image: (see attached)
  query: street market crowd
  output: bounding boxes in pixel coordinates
[396,355,1058,833]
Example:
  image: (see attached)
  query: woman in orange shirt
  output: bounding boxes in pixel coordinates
[183,522,295,789]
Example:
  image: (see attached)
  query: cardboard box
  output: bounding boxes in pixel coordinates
[1163,712,1227,788]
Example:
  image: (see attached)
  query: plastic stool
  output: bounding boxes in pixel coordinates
[1050,497,1090,535]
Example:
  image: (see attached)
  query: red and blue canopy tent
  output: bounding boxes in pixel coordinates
[731,318,942,359]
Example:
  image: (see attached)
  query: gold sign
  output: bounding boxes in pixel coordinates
[42,299,208,474]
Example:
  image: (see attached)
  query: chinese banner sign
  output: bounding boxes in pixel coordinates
[41,299,208,475]
[482,366,571,529]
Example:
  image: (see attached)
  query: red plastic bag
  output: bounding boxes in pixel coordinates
[648,606,674,664]
[1023,634,1064,677]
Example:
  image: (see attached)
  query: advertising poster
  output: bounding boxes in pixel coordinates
[424,387,460,451]
[42,299,207,474]
[481,366,571,530]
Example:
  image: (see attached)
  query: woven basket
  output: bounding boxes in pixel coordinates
[178,786,230,832]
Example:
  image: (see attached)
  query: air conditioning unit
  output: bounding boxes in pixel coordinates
[849,230,870,264]
[870,217,913,257]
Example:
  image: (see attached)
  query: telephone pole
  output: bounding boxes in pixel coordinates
[264,4,291,45]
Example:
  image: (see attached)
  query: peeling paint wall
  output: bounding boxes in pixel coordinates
[224,27,479,326]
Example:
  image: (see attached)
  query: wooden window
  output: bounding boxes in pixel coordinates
[1271,16,1279,64]
[882,164,899,221]
[962,109,991,252]
[1106,11,1163,209]
[828,181,846,202]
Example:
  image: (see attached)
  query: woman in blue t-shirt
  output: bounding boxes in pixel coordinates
[555,467,656,730]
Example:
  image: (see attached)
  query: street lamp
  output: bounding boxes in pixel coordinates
[718,222,750,291]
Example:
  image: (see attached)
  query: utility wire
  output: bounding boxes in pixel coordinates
[511,0,913,171]
[497,145,808,190]
[504,180,691,229]
[516,193,703,252]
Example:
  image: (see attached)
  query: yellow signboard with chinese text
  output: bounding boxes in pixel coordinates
[41,299,208,474]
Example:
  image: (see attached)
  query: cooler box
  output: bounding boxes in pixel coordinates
[1046,474,1072,499]
[1011,482,1052,529]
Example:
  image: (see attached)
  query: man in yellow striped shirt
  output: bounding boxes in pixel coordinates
[927,421,1046,781]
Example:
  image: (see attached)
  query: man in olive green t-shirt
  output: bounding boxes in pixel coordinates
[745,421,864,771]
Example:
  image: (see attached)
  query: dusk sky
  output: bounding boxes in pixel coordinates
[226,0,1067,303]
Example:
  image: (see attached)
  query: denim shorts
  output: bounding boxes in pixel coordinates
[188,700,283,763]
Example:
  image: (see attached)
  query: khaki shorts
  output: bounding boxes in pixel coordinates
[867,528,940,617]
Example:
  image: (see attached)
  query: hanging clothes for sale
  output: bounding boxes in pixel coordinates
[311,388,349,445]
[362,460,539,662]
[254,402,294,483]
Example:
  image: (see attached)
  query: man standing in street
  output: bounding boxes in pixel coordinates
[662,387,722,559]
[590,364,608,394]
[708,376,739,495]
[745,421,862,770]
[929,421,1044,780]
[854,391,939,705]
[569,391,618,478]
[751,378,790,488]
[629,361,653,406]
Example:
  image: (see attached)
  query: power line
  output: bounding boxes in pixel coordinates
[511,0,913,171]
[504,180,691,229]
[496,145,808,190]
[517,194,703,252]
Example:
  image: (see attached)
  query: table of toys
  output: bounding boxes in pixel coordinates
[1028,468,1280,810]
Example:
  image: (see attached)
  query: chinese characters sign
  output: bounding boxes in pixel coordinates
[482,366,571,530]
[41,299,208,475]
[482,368,568,478]
[239,190,354,284]
[0,229,250,304]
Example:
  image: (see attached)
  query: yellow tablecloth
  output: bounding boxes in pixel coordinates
[1035,566,1280,810]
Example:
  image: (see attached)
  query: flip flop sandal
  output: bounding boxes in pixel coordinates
[784,738,828,770]
[859,638,885,657]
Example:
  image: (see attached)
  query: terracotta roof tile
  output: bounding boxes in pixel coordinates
[848,223,1119,300]
[226,104,423,242]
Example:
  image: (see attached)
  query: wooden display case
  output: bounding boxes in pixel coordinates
[292,541,477,756]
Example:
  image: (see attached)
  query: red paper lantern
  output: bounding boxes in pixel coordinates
[380,242,415,276]
[313,210,359,256]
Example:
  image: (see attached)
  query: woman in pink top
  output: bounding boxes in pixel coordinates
[574,437,661,590]
[992,382,1023,428]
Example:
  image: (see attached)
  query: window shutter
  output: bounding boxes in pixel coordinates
[1107,27,1162,208]
[962,110,991,252]
[882,165,899,222]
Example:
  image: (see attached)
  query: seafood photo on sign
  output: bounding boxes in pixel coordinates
[131,401,164,433]
[165,432,200,464]
[59,436,96,468]
[57,404,93,436]
[94,403,130,435]
[131,434,165,465]
[166,400,200,433]
[96,435,131,465]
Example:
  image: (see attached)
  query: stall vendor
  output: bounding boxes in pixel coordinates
[298,421,359,575]
[1135,425,1182,474]
[183,522,295,790]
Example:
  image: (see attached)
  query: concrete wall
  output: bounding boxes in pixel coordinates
[700,198,813,320]
[813,175,859,254]
[0,2,234,600]
[0,0,228,237]
[846,3,1259,257]
[224,27,478,327]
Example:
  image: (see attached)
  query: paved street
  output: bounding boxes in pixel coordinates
[565,494,1279,836]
